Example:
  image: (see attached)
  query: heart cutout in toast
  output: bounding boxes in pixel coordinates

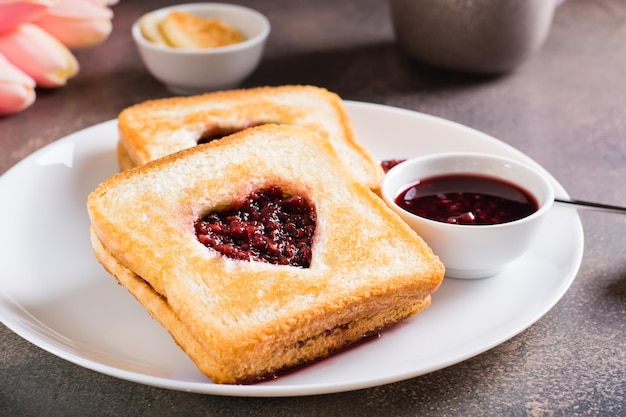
[195,185,316,267]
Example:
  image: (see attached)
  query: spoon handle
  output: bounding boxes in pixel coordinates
[554,197,626,215]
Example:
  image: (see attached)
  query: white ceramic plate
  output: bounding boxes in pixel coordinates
[0,101,583,397]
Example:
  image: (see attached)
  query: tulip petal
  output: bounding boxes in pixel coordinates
[35,16,112,49]
[86,0,118,6]
[0,52,36,115]
[41,0,113,18]
[0,23,78,87]
[34,0,113,48]
[0,1,53,33]
[0,83,36,114]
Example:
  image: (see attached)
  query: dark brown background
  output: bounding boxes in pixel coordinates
[1,1,625,415]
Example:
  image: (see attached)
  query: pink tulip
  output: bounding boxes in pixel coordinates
[0,0,52,33]
[0,52,36,115]
[0,22,78,88]
[0,0,115,114]
[87,0,119,6]
[34,0,114,49]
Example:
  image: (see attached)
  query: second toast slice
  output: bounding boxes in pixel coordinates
[117,85,384,192]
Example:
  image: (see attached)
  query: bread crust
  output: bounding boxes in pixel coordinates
[88,124,444,384]
[91,227,432,384]
[117,85,384,192]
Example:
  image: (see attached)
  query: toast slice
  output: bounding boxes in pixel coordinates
[88,124,444,384]
[116,85,384,192]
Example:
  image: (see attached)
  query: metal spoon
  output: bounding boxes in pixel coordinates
[554,197,626,215]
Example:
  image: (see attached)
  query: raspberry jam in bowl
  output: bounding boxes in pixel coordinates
[381,152,554,279]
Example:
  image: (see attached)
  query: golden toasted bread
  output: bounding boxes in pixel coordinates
[88,124,444,384]
[116,85,385,192]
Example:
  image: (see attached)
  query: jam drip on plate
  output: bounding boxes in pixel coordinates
[195,185,316,267]
[381,159,406,173]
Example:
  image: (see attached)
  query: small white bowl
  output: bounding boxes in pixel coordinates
[381,152,554,279]
[132,3,270,95]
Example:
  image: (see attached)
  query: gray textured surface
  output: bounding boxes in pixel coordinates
[1,0,625,416]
